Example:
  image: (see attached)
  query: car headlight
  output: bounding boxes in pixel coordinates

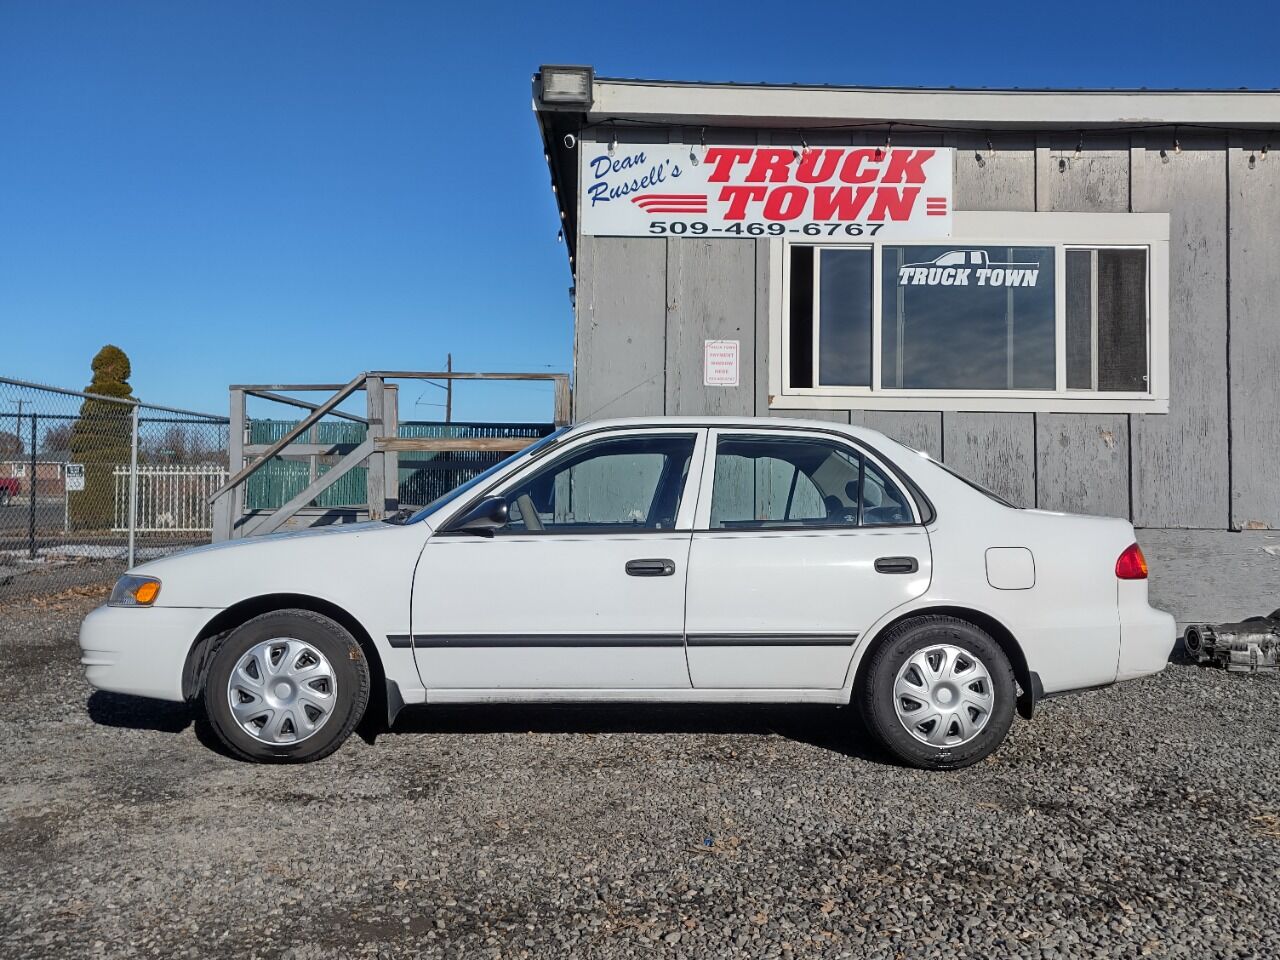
[109,575,162,607]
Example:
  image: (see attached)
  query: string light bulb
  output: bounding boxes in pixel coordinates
[986,136,995,157]
[689,127,706,166]
[1074,131,1083,161]
[1174,127,1182,155]
[876,123,894,161]
[608,128,617,157]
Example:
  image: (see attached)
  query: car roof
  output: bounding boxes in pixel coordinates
[565,415,881,442]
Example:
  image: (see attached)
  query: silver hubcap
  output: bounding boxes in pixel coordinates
[227,639,338,745]
[893,644,994,747]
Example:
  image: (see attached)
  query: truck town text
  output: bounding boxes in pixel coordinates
[702,146,940,222]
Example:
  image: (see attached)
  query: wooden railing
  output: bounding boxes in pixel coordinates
[209,371,570,541]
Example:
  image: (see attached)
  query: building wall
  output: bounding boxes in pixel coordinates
[573,128,1280,625]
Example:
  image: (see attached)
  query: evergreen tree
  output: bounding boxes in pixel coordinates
[69,345,135,529]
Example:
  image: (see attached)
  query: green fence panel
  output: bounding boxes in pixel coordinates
[245,420,554,510]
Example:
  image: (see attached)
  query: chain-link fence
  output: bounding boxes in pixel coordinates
[0,376,228,601]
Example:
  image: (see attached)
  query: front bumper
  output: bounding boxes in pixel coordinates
[79,605,220,702]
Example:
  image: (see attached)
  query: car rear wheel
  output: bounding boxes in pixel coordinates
[202,609,370,763]
[858,615,1016,770]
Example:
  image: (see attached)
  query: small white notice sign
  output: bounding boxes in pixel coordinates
[704,339,740,387]
[66,463,85,492]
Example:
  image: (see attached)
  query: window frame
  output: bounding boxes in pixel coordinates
[693,428,924,532]
[769,211,1171,414]
[439,428,708,536]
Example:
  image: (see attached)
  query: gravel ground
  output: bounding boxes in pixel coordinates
[2,589,1279,959]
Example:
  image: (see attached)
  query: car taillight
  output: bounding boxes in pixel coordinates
[1115,543,1148,580]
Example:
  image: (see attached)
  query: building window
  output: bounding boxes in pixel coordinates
[775,211,1169,414]
[1065,248,1149,392]
[882,245,1056,391]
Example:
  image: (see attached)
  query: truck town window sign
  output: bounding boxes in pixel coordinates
[580,143,953,240]
[781,231,1164,413]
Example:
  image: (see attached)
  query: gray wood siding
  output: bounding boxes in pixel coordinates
[945,135,1038,506]
[838,131,946,455]
[1035,414,1129,517]
[571,126,1252,562]
[849,412,942,459]
[1138,528,1280,627]
[943,413,1036,506]
[1131,137,1229,528]
[946,133,1036,211]
[573,236,667,420]
[1035,134,1131,213]
[1033,134,1132,518]
[1228,139,1280,529]
[665,239,756,415]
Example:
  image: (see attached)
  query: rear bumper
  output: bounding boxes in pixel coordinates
[1117,594,1178,682]
[79,605,219,702]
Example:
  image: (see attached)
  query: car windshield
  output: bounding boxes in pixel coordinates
[397,427,570,524]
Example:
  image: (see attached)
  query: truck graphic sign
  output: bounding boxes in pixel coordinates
[897,249,1041,288]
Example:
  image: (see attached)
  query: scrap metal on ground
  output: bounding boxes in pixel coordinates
[1184,610,1280,673]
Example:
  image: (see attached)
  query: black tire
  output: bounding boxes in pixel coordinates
[858,615,1016,770]
[202,609,370,763]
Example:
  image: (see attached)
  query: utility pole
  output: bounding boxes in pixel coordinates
[445,353,453,424]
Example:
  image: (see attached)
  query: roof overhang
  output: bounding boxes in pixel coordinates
[582,77,1280,129]
[533,67,1280,274]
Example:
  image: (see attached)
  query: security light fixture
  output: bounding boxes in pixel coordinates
[539,65,594,108]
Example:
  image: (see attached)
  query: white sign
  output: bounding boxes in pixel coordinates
[66,463,85,492]
[896,248,1042,287]
[704,340,740,387]
[581,143,952,241]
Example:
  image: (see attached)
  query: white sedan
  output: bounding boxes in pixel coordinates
[80,417,1175,769]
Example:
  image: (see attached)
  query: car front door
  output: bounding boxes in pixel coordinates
[684,429,932,689]
[410,429,705,692]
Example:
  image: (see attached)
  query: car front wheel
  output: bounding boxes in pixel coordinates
[858,615,1016,770]
[203,609,370,763]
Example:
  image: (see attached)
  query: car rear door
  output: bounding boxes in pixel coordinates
[410,428,706,691]
[684,428,931,689]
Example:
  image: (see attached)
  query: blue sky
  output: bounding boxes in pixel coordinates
[1,1,1275,421]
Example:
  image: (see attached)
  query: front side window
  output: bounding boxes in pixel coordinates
[708,435,913,529]
[500,434,695,533]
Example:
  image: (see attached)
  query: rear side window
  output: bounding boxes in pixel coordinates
[708,435,914,529]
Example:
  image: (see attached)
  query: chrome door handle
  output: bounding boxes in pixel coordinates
[625,558,676,577]
[874,556,919,574]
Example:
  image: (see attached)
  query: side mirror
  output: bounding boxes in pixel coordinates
[451,496,509,534]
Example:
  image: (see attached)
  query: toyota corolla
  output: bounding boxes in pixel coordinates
[80,417,1175,769]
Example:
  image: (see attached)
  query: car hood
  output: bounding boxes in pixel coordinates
[132,520,401,571]
[129,518,430,610]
